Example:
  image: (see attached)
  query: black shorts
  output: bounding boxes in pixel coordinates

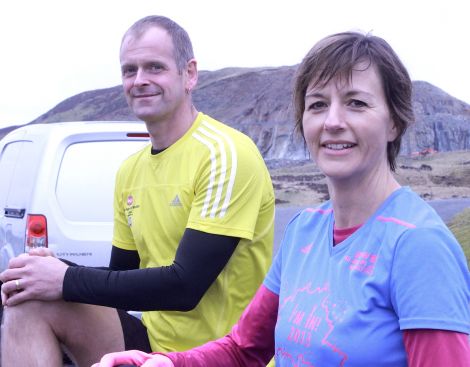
[117,309,152,353]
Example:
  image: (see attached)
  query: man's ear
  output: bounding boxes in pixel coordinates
[185,59,198,92]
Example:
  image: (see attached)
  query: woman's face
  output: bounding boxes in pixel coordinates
[302,63,397,185]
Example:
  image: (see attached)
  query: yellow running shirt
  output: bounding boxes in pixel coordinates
[113,112,274,352]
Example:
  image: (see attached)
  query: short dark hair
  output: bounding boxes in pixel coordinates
[293,31,414,171]
[122,15,194,73]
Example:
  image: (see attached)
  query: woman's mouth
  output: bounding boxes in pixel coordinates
[323,143,356,150]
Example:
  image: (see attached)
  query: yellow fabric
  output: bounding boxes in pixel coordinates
[113,112,275,353]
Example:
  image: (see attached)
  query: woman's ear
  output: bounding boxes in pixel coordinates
[387,119,399,142]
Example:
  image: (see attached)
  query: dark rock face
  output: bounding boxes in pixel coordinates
[1,67,469,160]
[194,67,295,125]
[404,115,470,154]
[402,81,470,154]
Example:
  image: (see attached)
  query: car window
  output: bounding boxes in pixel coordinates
[0,140,35,208]
[56,140,148,222]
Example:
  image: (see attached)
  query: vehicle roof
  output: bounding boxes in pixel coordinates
[21,120,146,129]
[2,121,148,140]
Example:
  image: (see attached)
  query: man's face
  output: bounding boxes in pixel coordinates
[119,27,187,123]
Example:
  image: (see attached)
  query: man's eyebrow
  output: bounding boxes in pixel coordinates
[120,62,135,70]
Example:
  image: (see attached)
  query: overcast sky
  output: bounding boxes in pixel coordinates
[1,0,469,129]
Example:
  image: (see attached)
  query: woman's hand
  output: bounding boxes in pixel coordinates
[91,350,174,367]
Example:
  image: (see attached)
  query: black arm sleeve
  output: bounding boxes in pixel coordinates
[62,229,239,311]
[60,246,140,270]
[108,246,140,271]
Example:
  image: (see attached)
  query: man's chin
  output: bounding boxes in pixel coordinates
[132,109,160,122]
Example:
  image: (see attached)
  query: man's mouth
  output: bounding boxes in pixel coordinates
[130,87,160,98]
[133,92,158,98]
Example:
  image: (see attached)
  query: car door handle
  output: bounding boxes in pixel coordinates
[4,208,26,218]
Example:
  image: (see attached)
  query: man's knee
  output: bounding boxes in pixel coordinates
[3,300,41,324]
[2,299,98,343]
[3,300,64,326]
[3,301,122,344]
[2,302,58,343]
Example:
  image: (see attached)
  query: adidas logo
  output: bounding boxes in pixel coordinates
[170,195,182,207]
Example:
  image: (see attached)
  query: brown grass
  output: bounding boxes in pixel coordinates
[270,150,470,264]
[270,150,470,207]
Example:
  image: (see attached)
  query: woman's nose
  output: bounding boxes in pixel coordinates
[323,104,345,131]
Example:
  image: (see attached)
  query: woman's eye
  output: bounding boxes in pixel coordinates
[349,99,367,108]
[308,101,327,110]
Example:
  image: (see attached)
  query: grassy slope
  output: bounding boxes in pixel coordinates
[448,208,470,267]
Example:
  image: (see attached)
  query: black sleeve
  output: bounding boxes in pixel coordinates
[62,229,239,311]
[60,246,140,270]
[108,246,140,271]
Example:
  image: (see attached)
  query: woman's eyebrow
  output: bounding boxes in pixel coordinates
[305,91,324,98]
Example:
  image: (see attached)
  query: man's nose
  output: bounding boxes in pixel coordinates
[133,69,149,86]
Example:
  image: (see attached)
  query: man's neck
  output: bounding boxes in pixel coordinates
[147,105,198,150]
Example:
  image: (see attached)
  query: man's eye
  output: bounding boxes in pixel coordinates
[149,63,163,72]
[122,67,136,76]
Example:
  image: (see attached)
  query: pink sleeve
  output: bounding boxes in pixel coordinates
[403,329,470,367]
[165,284,278,367]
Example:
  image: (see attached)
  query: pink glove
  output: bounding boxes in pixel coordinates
[91,350,174,367]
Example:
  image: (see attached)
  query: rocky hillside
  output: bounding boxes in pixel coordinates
[2,66,469,161]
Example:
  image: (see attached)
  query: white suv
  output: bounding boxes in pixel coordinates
[0,121,150,272]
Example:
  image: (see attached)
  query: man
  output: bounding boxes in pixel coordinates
[0,15,274,367]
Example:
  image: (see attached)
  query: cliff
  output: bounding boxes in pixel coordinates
[2,66,469,161]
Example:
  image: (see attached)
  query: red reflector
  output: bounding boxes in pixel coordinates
[26,214,48,249]
[126,133,150,138]
[29,220,45,235]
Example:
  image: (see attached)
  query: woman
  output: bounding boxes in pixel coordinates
[93,31,470,367]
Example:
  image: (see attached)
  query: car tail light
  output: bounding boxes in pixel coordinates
[26,214,48,249]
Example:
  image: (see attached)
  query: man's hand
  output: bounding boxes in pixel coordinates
[91,350,174,367]
[0,253,68,306]
[28,247,56,257]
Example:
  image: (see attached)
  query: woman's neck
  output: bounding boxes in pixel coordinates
[329,172,401,228]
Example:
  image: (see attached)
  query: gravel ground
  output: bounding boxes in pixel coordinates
[3,198,469,367]
[274,198,470,253]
